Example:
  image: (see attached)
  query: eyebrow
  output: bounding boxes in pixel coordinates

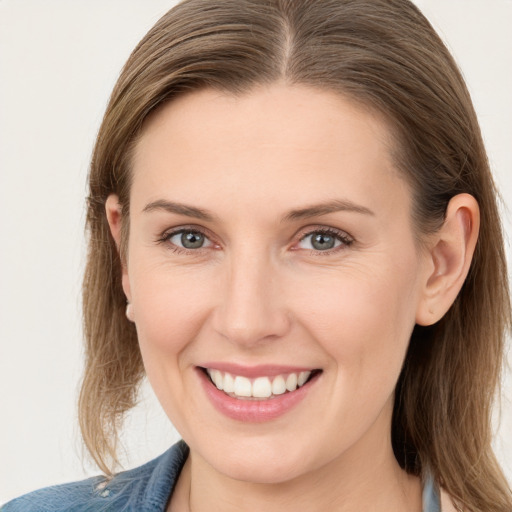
[282,199,375,222]
[142,198,374,222]
[142,200,216,221]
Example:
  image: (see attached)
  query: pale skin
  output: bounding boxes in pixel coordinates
[106,84,478,512]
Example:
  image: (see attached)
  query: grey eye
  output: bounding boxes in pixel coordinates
[310,233,336,250]
[298,231,345,251]
[181,231,205,249]
[169,230,208,249]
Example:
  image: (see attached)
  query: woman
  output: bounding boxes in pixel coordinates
[3,0,511,510]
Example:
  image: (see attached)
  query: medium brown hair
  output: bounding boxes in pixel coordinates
[80,1,511,509]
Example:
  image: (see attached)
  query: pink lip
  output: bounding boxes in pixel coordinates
[197,367,320,422]
[198,362,315,378]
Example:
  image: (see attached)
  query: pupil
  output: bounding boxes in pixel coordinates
[312,233,335,250]
[181,231,204,249]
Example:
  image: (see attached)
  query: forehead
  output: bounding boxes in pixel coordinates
[130,84,410,221]
[135,84,394,162]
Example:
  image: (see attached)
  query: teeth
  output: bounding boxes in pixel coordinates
[212,369,223,390]
[298,371,310,387]
[253,377,272,398]
[234,376,252,397]
[223,372,235,393]
[206,369,313,399]
[271,375,287,395]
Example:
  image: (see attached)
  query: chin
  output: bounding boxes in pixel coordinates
[219,457,307,485]
[200,436,322,485]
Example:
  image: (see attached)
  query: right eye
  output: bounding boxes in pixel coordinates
[163,229,214,251]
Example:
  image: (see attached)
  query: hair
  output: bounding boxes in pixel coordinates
[80,0,511,509]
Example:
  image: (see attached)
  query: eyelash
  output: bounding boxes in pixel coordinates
[296,227,354,254]
[156,226,354,255]
[156,226,216,255]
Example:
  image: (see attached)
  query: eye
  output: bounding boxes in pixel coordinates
[165,229,213,250]
[297,229,352,252]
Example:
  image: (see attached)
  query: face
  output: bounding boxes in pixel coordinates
[116,84,431,484]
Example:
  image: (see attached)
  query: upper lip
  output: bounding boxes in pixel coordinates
[198,362,318,378]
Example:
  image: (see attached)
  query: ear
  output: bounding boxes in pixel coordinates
[105,194,132,303]
[416,193,480,326]
[105,194,123,248]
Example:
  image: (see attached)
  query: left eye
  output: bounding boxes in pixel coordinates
[297,231,349,251]
[168,230,212,249]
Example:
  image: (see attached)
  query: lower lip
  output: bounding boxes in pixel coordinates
[198,369,319,422]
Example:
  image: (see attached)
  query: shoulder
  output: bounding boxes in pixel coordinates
[1,474,105,512]
[1,441,189,512]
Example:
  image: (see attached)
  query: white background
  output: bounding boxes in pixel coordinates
[0,0,511,504]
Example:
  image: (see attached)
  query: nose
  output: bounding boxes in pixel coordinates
[212,249,291,347]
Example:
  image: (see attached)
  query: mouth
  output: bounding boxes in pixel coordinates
[201,367,322,400]
[197,365,322,421]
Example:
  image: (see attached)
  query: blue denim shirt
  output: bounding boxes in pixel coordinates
[2,441,441,511]
[1,442,189,512]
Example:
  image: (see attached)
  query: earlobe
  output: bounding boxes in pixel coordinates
[416,193,480,326]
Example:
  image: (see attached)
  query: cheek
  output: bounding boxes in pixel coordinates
[127,262,217,433]
[292,255,420,381]
[127,253,217,369]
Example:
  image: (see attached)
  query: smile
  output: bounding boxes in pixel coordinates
[205,368,314,399]
[198,365,322,422]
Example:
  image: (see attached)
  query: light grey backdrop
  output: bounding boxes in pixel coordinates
[1,0,511,504]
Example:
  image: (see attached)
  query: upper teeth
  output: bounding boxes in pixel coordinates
[206,369,312,399]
